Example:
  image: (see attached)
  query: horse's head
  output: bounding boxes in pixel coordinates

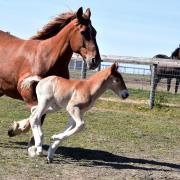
[108,63,129,99]
[171,46,180,60]
[70,7,101,70]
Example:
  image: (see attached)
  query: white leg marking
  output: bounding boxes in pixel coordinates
[47,107,85,163]
[28,100,49,157]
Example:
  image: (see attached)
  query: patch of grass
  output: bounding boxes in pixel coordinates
[0,95,179,179]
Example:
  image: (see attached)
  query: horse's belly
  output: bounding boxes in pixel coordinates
[0,78,22,100]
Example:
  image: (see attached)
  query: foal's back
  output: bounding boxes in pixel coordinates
[36,76,91,107]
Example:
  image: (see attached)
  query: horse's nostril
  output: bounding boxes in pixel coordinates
[122,91,129,99]
[92,58,96,64]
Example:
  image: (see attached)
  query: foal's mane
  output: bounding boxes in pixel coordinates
[31,11,76,40]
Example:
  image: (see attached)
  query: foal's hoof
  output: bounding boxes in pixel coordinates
[47,157,53,164]
[28,146,37,158]
[28,146,43,157]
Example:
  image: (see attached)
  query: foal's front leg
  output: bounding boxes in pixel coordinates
[48,106,84,163]
[28,106,45,157]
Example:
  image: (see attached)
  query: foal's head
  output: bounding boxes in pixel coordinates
[70,7,101,69]
[108,63,129,99]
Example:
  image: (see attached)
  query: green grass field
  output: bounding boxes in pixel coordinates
[0,89,180,179]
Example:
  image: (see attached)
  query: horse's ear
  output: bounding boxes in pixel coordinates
[111,62,118,72]
[76,7,83,20]
[84,8,91,19]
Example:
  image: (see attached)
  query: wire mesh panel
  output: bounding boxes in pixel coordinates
[69,59,180,108]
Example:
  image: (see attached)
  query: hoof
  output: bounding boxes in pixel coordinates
[28,146,37,158]
[36,151,44,157]
[8,122,23,137]
[47,157,53,164]
[8,128,15,137]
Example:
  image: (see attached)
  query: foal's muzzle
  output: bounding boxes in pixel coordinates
[121,90,129,99]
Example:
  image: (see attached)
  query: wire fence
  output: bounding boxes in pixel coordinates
[69,56,180,109]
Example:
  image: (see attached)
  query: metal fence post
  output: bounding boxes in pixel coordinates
[81,61,87,79]
[149,64,157,109]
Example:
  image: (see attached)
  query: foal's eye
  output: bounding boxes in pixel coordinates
[113,78,119,83]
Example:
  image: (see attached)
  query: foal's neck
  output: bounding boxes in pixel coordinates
[88,69,111,100]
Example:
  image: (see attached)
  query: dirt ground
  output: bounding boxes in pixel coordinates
[0,73,180,180]
[0,138,179,180]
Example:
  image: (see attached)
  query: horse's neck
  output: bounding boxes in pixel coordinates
[88,70,110,100]
[39,24,74,68]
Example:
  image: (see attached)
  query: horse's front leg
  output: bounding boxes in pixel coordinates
[167,78,171,92]
[175,78,180,94]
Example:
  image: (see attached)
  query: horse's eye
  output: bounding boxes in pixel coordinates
[81,31,88,36]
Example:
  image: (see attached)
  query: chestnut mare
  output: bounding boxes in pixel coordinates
[22,63,129,163]
[3,7,101,142]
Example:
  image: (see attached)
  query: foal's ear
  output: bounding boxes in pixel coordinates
[76,7,83,20]
[111,62,119,72]
[84,8,91,19]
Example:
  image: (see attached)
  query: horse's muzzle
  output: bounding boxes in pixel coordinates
[88,58,101,70]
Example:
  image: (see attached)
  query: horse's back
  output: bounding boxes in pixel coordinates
[153,54,170,59]
[0,30,23,44]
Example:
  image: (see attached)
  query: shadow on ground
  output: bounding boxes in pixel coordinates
[1,141,180,171]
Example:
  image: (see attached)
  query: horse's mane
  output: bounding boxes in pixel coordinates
[171,47,180,59]
[31,11,76,40]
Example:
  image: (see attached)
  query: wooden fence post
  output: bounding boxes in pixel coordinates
[81,61,87,79]
[149,64,157,109]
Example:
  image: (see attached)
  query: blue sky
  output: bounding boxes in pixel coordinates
[0,0,179,57]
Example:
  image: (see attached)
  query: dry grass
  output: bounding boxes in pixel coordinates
[0,94,179,179]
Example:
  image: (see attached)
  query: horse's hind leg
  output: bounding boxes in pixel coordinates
[8,118,31,137]
[167,78,171,92]
[175,78,180,94]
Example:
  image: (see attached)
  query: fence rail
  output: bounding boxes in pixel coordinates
[70,54,180,109]
[72,55,180,67]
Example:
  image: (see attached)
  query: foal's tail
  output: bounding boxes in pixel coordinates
[21,75,42,89]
